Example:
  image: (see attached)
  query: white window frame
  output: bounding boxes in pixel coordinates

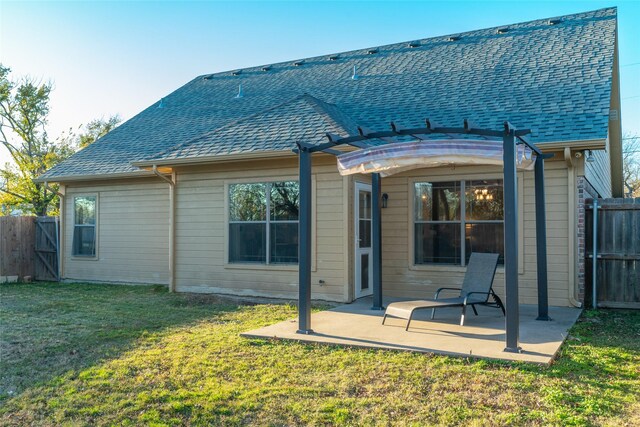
[71,194,98,259]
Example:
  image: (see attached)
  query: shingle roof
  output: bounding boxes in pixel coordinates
[40,7,617,181]
[154,94,361,161]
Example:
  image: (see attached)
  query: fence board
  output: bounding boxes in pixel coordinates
[0,216,36,280]
[585,198,640,309]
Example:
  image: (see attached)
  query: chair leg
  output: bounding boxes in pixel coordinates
[382,314,387,325]
[472,305,479,316]
[406,310,415,331]
[431,308,436,320]
[460,304,467,326]
[494,294,506,316]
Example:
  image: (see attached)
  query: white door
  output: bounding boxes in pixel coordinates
[355,182,373,299]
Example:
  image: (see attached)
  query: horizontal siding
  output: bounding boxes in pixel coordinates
[584,149,612,197]
[379,161,571,306]
[63,179,170,285]
[60,156,574,307]
[174,157,348,302]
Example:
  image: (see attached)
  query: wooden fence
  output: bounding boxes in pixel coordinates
[585,198,640,309]
[1,216,60,282]
[0,216,36,281]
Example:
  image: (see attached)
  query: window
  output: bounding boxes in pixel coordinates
[72,195,97,257]
[414,180,503,265]
[228,181,299,264]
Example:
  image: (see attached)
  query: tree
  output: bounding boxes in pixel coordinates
[0,64,68,215]
[60,115,120,150]
[0,64,120,215]
[622,134,640,198]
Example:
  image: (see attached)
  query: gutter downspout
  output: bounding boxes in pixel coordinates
[152,166,176,292]
[564,148,583,308]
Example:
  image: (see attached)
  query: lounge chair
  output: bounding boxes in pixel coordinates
[382,252,505,330]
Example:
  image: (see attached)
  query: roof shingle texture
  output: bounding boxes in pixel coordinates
[41,7,617,180]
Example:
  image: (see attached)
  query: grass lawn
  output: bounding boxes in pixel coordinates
[1,283,639,426]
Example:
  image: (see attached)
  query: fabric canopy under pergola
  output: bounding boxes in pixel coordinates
[337,139,536,177]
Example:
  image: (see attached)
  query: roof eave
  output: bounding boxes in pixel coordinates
[33,170,156,184]
[36,138,608,183]
[537,138,607,152]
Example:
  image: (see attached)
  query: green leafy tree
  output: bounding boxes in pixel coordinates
[0,65,119,215]
[0,64,69,215]
[60,115,120,150]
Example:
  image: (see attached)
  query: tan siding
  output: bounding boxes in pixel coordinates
[379,160,571,306]
[60,155,573,307]
[63,179,170,285]
[173,157,348,302]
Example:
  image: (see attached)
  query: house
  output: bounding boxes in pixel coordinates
[38,8,622,309]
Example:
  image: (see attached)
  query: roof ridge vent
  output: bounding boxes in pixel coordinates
[367,48,379,55]
[203,75,214,80]
[235,84,243,99]
[351,65,358,80]
[261,65,272,72]
[232,70,242,76]
[329,54,339,61]
[496,27,509,34]
[548,18,562,25]
[408,41,420,48]
[447,36,461,42]
[293,60,305,66]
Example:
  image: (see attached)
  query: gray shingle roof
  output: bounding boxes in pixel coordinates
[41,7,617,180]
[154,94,361,161]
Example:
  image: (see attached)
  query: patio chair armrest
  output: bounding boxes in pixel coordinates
[462,291,492,305]
[434,287,461,299]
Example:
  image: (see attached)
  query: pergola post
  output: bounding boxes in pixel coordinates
[503,128,521,352]
[534,157,552,321]
[297,146,313,334]
[371,173,384,310]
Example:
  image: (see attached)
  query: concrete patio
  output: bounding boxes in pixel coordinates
[242,297,582,365]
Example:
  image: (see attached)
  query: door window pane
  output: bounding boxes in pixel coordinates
[415,223,461,265]
[359,219,372,248]
[359,191,371,220]
[360,253,369,290]
[270,223,298,264]
[229,183,266,221]
[415,182,460,221]
[229,223,266,263]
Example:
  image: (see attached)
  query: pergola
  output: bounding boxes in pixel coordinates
[294,119,553,352]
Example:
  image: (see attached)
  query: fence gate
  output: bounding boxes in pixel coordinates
[35,216,59,281]
[585,199,640,309]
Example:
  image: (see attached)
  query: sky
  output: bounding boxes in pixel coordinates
[1,0,639,166]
